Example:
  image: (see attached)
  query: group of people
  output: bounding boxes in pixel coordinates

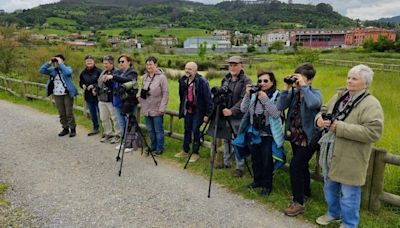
[39,54,384,228]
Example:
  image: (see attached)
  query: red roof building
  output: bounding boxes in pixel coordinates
[345,27,396,46]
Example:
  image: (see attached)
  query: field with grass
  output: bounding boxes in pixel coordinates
[1,46,399,227]
[46,17,77,26]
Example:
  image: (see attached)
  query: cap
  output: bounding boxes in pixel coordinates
[227,56,242,64]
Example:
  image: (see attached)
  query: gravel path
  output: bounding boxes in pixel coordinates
[0,100,315,228]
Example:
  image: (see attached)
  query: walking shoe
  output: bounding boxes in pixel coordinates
[88,129,99,136]
[260,187,272,196]
[174,150,189,158]
[69,128,76,137]
[115,144,122,150]
[110,135,120,144]
[316,214,341,225]
[233,169,244,178]
[189,153,200,162]
[124,148,134,153]
[283,201,305,216]
[215,163,231,169]
[58,128,69,137]
[100,134,113,143]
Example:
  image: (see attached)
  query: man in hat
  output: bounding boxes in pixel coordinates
[215,56,252,177]
[79,55,102,136]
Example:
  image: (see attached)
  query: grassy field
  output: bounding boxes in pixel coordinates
[46,17,77,26]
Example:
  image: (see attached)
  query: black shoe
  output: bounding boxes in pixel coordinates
[247,182,262,189]
[69,128,76,137]
[261,187,272,196]
[233,169,244,178]
[58,128,69,137]
[88,129,99,136]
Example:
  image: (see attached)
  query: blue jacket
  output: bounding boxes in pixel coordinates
[178,73,213,119]
[112,67,138,108]
[39,62,78,97]
[276,85,322,145]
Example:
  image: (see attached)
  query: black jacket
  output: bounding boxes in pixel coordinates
[79,66,102,102]
[178,73,213,119]
[97,68,114,102]
[221,70,252,119]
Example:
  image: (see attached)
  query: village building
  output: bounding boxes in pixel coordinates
[345,27,397,46]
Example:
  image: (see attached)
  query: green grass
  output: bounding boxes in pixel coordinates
[0,183,10,207]
[46,17,77,26]
[35,28,71,35]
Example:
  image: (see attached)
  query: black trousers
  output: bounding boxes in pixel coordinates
[249,136,274,189]
[290,142,318,205]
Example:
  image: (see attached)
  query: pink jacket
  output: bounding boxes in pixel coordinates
[139,70,169,116]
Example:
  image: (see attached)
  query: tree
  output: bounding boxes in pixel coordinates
[268,41,284,52]
[198,41,207,60]
[316,3,333,14]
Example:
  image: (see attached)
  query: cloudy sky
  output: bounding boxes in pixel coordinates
[0,0,399,20]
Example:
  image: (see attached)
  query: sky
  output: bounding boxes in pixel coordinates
[0,0,399,20]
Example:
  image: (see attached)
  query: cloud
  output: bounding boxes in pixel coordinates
[0,0,60,12]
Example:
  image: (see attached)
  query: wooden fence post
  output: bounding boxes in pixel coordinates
[369,148,387,212]
[361,148,377,209]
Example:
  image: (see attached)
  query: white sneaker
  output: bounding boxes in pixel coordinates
[115,145,122,150]
[316,214,341,225]
[124,148,134,153]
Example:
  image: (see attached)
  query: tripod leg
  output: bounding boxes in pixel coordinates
[118,115,130,176]
[244,158,253,177]
[116,116,129,162]
[184,150,193,169]
[208,105,220,198]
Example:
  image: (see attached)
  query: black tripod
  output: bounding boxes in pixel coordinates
[116,114,158,176]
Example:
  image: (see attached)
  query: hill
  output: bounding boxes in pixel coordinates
[0,0,355,33]
[378,15,400,23]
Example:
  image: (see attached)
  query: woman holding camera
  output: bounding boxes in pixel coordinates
[139,56,169,155]
[239,70,281,196]
[277,63,322,216]
[39,54,78,137]
[315,65,383,228]
[103,54,138,136]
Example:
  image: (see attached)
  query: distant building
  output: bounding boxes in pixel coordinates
[345,27,397,46]
[0,9,5,14]
[45,34,60,40]
[212,30,231,41]
[66,40,95,47]
[153,37,178,47]
[31,34,46,40]
[261,29,290,46]
[66,33,83,40]
[184,37,231,49]
[289,28,349,48]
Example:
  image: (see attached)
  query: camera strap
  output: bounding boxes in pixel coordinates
[142,74,156,90]
[55,67,68,91]
[331,90,369,121]
[186,79,195,103]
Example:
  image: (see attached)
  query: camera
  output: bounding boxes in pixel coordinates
[210,85,231,106]
[253,113,266,130]
[211,85,230,97]
[249,84,262,94]
[283,76,297,84]
[114,80,139,100]
[140,88,150,99]
[321,113,333,121]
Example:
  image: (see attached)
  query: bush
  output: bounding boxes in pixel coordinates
[205,69,224,80]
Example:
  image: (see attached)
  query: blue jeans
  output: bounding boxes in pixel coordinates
[324,178,361,228]
[144,115,164,152]
[86,100,99,130]
[183,113,202,154]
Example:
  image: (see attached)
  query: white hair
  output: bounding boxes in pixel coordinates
[348,64,374,87]
[185,62,198,71]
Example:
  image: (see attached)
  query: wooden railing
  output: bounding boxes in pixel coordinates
[1,75,399,211]
[320,59,400,73]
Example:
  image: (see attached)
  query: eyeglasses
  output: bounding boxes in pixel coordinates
[258,79,269,83]
[118,60,125,64]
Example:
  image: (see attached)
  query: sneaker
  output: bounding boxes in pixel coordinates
[233,169,244,178]
[110,135,120,144]
[189,153,200,162]
[283,201,305,216]
[215,163,231,169]
[174,150,189,158]
[58,128,69,137]
[100,134,113,143]
[88,129,99,136]
[115,144,122,150]
[316,214,341,225]
[124,148,134,153]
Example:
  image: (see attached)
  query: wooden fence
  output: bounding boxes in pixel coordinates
[319,59,400,73]
[1,75,399,211]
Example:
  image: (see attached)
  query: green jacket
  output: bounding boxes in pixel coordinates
[317,89,384,186]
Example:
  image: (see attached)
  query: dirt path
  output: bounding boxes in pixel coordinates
[0,100,314,227]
